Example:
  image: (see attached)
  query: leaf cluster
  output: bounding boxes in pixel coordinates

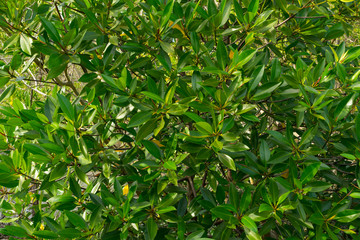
[0,0,360,239]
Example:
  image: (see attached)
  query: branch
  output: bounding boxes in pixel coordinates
[187,176,197,198]
[13,70,48,96]
[64,66,80,96]
[54,1,68,33]
[275,0,314,29]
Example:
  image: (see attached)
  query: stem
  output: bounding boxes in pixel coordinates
[54,1,68,33]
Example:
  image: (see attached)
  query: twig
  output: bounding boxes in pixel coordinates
[322,126,333,149]
[187,176,197,198]
[275,0,314,29]
[54,1,67,33]
[201,168,208,188]
[19,78,56,84]
[329,163,355,175]
[15,169,41,183]
[14,70,47,96]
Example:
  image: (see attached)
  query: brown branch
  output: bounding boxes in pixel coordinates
[17,78,57,84]
[275,0,314,29]
[187,176,197,198]
[201,168,208,188]
[54,1,68,33]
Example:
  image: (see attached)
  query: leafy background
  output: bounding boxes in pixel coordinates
[0,0,360,239]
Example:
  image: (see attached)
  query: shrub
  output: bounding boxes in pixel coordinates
[0,0,360,239]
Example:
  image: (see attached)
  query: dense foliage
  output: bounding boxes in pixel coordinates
[1,0,360,239]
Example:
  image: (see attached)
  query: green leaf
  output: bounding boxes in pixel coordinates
[277,191,290,205]
[20,34,32,55]
[33,230,59,239]
[142,140,162,159]
[10,54,22,70]
[334,93,355,121]
[161,0,174,28]
[83,8,103,31]
[309,213,324,225]
[154,117,165,136]
[102,74,120,90]
[118,67,128,90]
[65,211,88,230]
[190,32,200,54]
[157,50,172,72]
[300,162,321,184]
[165,81,177,104]
[222,142,249,152]
[200,187,217,206]
[343,46,360,63]
[186,230,205,240]
[163,161,177,170]
[157,206,176,214]
[306,181,332,192]
[219,0,233,27]
[24,143,49,156]
[141,91,165,103]
[221,117,234,133]
[259,203,274,212]
[242,215,258,233]
[168,103,188,115]
[202,66,229,75]
[259,140,270,163]
[40,143,64,154]
[75,166,89,185]
[298,125,318,147]
[58,228,82,238]
[0,226,28,238]
[251,82,281,101]
[233,49,256,70]
[191,70,202,91]
[325,225,338,240]
[350,192,360,198]
[229,183,240,210]
[40,16,61,43]
[270,58,281,81]
[245,230,261,240]
[248,0,259,14]
[249,65,264,92]
[47,62,67,79]
[239,188,252,214]
[335,209,360,223]
[0,84,15,103]
[184,112,204,122]
[355,114,360,141]
[217,39,228,70]
[145,218,158,240]
[57,93,74,120]
[340,153,356,160]
[195,122,213,134]
[128,111,153,128]
[136,119,157,142]
[242,113,260,122]
[218,153,236,170]
[211,206,234,221]
[49,162,67,181]
[69,177,82,199]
